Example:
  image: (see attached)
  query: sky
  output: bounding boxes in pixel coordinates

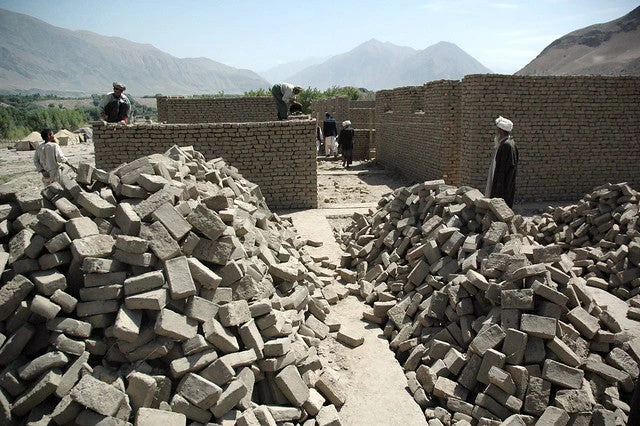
[1,0,638,74]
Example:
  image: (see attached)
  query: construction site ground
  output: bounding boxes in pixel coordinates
[1,141,637,425]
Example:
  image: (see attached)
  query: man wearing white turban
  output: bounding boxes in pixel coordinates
[485,116,519,207]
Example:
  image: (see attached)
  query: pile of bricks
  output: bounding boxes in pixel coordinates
[0,146,348,425]
[337,180,639,425]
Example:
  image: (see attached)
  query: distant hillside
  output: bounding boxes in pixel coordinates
[259,56,330,86]
[286,39,492,90]
[0,8,269,96]
[517,6,640,76]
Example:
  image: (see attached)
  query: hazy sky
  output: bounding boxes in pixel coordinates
[2,0,638,74]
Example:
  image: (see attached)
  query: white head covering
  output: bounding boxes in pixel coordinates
[342,120,351,127]
[495,116,513,132]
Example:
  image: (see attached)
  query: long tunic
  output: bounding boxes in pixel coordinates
[486,136,519,207]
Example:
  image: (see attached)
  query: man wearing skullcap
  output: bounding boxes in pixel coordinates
[271,82,303,120]
[485,115,519,207]
[338,120,354,169]
[98,82,131,123]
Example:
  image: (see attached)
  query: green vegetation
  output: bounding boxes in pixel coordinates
[244,86,366,114]
[0,93,157,140]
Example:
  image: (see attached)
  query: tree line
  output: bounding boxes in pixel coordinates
[0,86,367,140]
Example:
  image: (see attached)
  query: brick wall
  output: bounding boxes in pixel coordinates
[375,81,462,185]
[311,97,350,131]
[352,129,374,160]
[349,108,375,130]
[459,74,640,202]
[93,120,317,210]
[157,96,277,123]
[375,75,640,203]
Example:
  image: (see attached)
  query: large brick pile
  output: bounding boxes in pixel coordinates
[337,180,640,425]
[0,146,348,425]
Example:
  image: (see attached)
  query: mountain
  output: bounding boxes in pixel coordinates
[285,39,491,90]
[0,8,269,96]
[517,6,640,76]
[259,56,330,86]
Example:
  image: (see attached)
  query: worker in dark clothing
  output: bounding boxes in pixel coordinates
[485,115,519,207]
[322,112,338,157]
[338,120,354,169]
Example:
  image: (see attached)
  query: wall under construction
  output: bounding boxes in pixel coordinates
[157,96,277,123]
[375,74,640,202]
[93,120,317,210]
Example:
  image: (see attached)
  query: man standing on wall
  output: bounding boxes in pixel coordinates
[99,82,131,124]
[485,115,519,207]
[322,112,338,157]
[271,83,303,120]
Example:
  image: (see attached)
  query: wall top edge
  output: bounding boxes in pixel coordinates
[92,120,316,128]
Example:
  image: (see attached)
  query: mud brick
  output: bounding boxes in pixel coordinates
[523,336,546,364]
[124,371,156,412]
[584,356,634,392]
[238,320,265,356]
[11,369,61,417]
[537,406,570,425]
[547,337,581,367]
[336,330,365,348]
[554,388,592,413]
[475,392,511,420]
[30,294,61,319]
[136,407,186,425]
[14,191,43,212]
[203,318,239,353]
[84,271,126,288]
[122,271,163,296]
[37,208,67,232]
[258,350,296,372]
[0,274,34,321]
[316,370,346,407]
[566,306,600,339]
[50,289,77,313]
[51,332,85,355]
[185,204,227,241]
[478,349,506,384]
[270,262,301,283]
[76,300,119,320]
[51,394,82,424]
[70,234,115,260]
[511,264,547,281]
[182,334,211,356]
[192,237,234,265]
[112,306,142,343]
[541,359,584,389]
[53,197,82,219]
[487,366,516,395]
[433,376,469,400]
[488,198,514,222]
[219,349,258,368]
[164,256,196,299]
[219,300,251,327]
[154,308,198,341]
[120,183,148,198]
[212,380,248,418]
[81,257,124,274]
[484,384,523,413]
[264,337,291,358]
[169,349,218,378]
[523,376,551,416]
[115,202,141,235]
[11,257,38,274]
[47,317,92,338]
[65,217,99,240]
[185,296,219,322]
[113,248,157,267]
[79,284,123,301]
[45,232,72,253]
[305,314,330,339]
[8,228,33,263]
[176,372,221,412]
[141,222,181,261]
[470,324,506,355]
[520,314,556,339]
[466,269,490,291]
[200,356,235,386]
[606,347,639,378]
[150,202,192,241]
[483,222,508,245]
[18,351,68,380]
[505,365,529,401]
[169,393,212,423]
[114,235,148,253]
[38,251,72,270]
[457,353,482,390]
[0,251,8,275]
[136,173,168,192]
[75,191,116,218]
[501,289,534,310]
[207,287,233,305]
[502,328,527,365]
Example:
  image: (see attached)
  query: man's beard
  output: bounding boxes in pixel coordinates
[493,135,500,149]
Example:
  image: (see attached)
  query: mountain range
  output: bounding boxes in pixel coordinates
[517,6,640,76]
[1,6,638,96]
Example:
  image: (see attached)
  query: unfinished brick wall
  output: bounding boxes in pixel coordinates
[375,75,640,203]
[352,129,374,160]
[459,74,640,202]
[157,96,277,123]
[376,81,462,185]
[93,120,317,210]
[311,97,350,131]
[349,108,375,130]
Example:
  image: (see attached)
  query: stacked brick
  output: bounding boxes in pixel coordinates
[0,145,348,425]
[93,120,317,210]
[336,180,639,424]
[157,97,277,124]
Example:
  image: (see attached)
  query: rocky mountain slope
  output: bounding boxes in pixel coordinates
[517,6,640,76]
[0,8,269,96]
